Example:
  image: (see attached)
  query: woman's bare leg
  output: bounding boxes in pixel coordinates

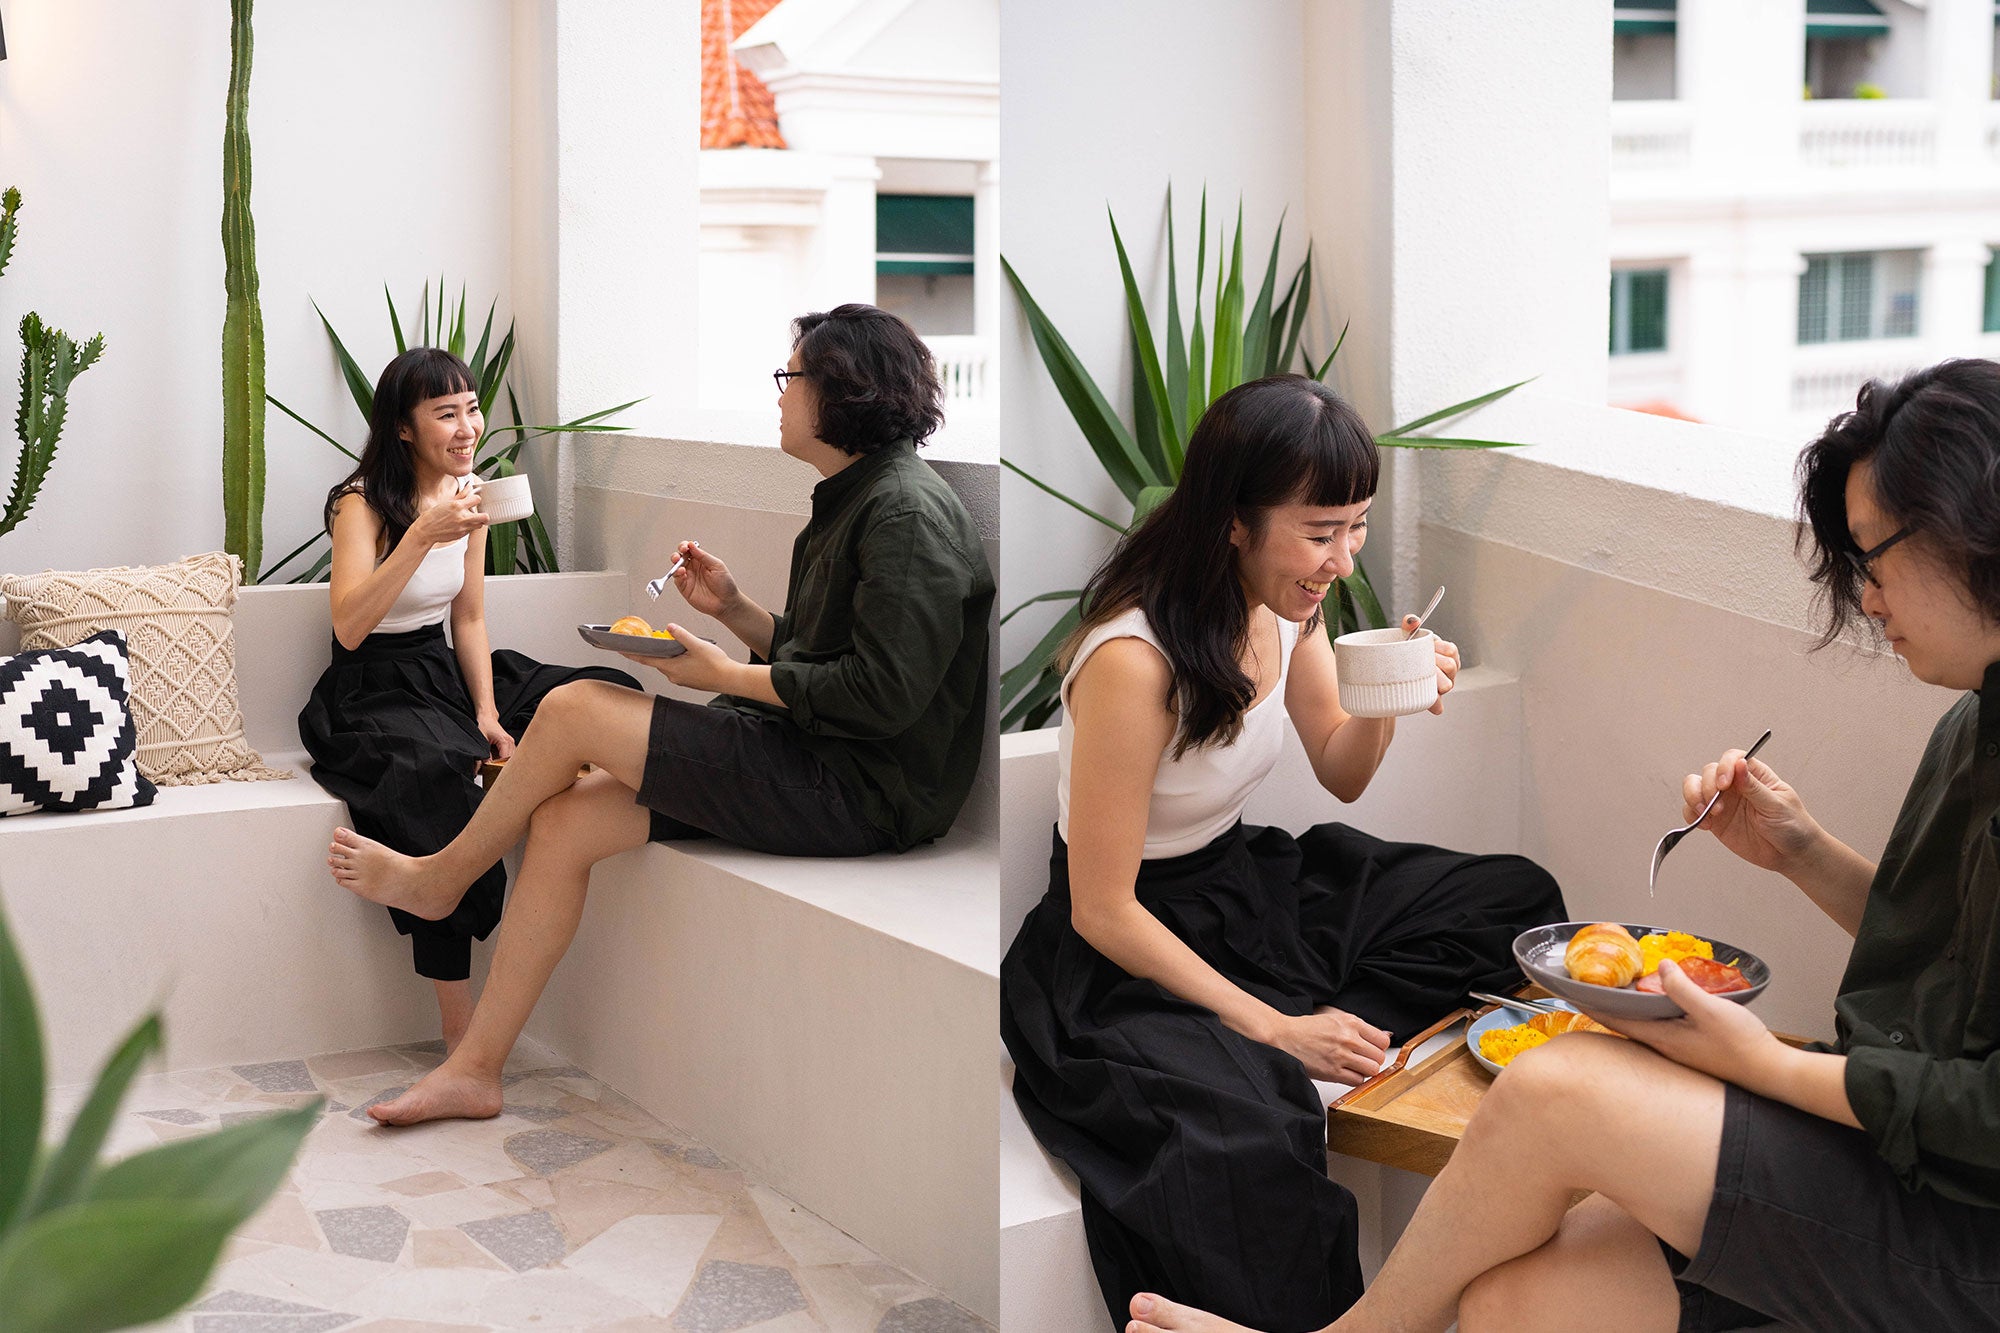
[369,771,652,1125]
[1127,1035,1724,1333]
[1455,1193,1682,1333]
[433,978,474,1054]
[331,681,656,919]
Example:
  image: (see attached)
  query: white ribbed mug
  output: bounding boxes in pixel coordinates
[470,473,534,524]
[1333,626,1439,718]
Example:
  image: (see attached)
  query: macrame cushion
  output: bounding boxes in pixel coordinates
[0,552,292,785]
[0,630,156,815]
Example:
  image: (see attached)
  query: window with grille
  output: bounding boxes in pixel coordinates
[1985,249,2000,334]
[1609,268,1670,355]
[1797,250,1920,344]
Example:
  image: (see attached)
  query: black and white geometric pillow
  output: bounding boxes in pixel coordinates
[0,630,156,816]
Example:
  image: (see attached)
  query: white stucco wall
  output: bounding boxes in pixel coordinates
[997,0,1308,669]
[0,1,513,579]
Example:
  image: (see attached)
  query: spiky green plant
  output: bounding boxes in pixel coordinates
[0,902,318,1332]
[221,0,266,579]
[1001,187,1529,731]
[260,279,643,583]
[1,187,105,541]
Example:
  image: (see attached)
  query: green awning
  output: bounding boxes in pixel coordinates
[878,193,972,249]
[1806,0,1888,40]
[1614,1,1676,38]
[876,258,975,276]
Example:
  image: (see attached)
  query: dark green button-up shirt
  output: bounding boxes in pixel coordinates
[713,439,993,850]
[1836,660,2000,1208]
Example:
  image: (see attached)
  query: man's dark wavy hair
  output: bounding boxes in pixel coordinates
[791,304,944,454]
[1797,357,2000,648]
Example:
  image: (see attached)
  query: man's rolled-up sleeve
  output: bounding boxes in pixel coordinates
[1845,1043,2000,1183]
[768,510,973,739]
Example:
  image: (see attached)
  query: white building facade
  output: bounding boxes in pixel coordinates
[1610,0,2000,441]
[698,0,999,421]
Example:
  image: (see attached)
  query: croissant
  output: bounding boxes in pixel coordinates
[1564,922,1643,988]
[1528,1010,1618,1038]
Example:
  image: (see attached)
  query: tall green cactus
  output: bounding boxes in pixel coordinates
[220,0,265,579]
[1,188,105,541]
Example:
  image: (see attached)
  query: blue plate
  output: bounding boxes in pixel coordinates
[1465,999,1583,1077]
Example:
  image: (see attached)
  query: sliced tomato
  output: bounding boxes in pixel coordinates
[1637,957,1750,995]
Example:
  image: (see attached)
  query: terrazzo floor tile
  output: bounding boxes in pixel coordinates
[460,1209,569,1271]
[80,1043,992,1333]
[317,1204,412,1263]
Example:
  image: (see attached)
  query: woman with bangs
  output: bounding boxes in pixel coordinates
[299,347,637,1049]
[1000,374,1566,1332]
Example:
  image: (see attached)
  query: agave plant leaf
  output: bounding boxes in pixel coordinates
[1108,208,1175,486]
[290,548,333,585]
[523,508,558,575]
[1002,459,1123,533]
[1375,435,1523,451]
[1275,245,1313,376]
[483,456,520,576]
[1209,204,1246,402]
[266,394,355,461]
[1002,256,1149,503]
[1002,601,1084,709]
[1001,665,1064,732]
[25,1014,163,1219]
[0,904,45,1234]
[384,284,405,356]
[257,527,328,584]
[1163,187,1189,450]
[1132,484,1174,525]
[311,300,376,422]
[1241,211,1285,379]
[1339,559,1386,635]
[1129,322,1162,479]
[1186,191,1208,427]
[448,284,468,361]
[469,299,497,383]
[0,1197,243,1333]
[434,275,447,349]
[1001,587,1086,627]
[478,323,517,420]
[1382,376,1534,437]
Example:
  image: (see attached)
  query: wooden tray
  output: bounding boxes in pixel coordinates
[1326,988,1813,1178]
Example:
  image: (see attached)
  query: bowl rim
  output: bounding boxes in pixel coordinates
[1512,921,1771,1000]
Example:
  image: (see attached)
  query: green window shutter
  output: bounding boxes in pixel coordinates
[1799,256,1831,344]
[1985,250,2000,334]
[1838,253,1874,341]
[876,195,975,275]
[1626,270,1668,351]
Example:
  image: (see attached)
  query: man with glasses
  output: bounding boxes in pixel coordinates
[325,303,994,1125]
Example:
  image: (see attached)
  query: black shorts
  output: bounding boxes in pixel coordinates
[633,696,892,858]
[1667,1083,2000,1331]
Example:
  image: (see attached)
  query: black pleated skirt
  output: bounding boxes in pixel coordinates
[1000,820,1566,1333]
[297,622,640,981]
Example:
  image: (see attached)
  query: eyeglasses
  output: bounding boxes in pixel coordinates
[1844,525,1915,588]
[773,369,805,397]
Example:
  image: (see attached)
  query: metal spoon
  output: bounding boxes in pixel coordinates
[1405,585,1445,637]
[645,544,697,600]
[1468,991,1569,1017]
[1649,729,1772,895]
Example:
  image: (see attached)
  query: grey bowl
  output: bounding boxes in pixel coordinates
[1512,922,1771,1020]
[578,624,688,659]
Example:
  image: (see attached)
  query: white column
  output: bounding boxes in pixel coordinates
[1680,0,1802,184]
[1930,0,1995,172]
[1679,245,1743,426]
[974,158,1000,343]
[1925,237,1993,357]
[1735,240,1809,437]
[805,154,881,313]
[1305,0,1609,613]
[512,0,700,567]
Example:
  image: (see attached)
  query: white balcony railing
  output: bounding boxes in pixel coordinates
[1610,101,1694,172]
[1799,99,1938,169]
[1790,341,1925,415]
[925,335,992,404]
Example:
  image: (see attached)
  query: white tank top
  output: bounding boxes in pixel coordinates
[1056,606,1299,858]
[375,535,468,634]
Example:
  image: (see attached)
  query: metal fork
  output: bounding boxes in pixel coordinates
[645,545,696,600]
[1649,729,1772,895]
[1468,991,1568,1017]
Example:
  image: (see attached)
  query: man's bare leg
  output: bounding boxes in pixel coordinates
[1126,1036,1723,1333]
[369,771,652,1125]
[1455,1193,1682,1333]
[433,978,474,1055]
[330,681,655,919]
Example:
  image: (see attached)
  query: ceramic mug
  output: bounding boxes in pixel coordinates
[470,473,534,525]
[1333,626,1440,718]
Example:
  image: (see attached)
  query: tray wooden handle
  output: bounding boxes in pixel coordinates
[1331,1005,1474,1110]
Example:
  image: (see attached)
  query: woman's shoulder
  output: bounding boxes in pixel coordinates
[330,485,380,525]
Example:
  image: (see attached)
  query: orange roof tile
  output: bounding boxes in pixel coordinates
[702,0,786,150]
[1618,399,1703,423]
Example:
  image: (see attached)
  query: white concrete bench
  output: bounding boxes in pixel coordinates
[0,570,998,1321]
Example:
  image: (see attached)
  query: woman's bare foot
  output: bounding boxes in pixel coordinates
[1127,1294,1269,1333]
[367,1059,504,1126]
[327,828,459,920]
[433,978,474,1057]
